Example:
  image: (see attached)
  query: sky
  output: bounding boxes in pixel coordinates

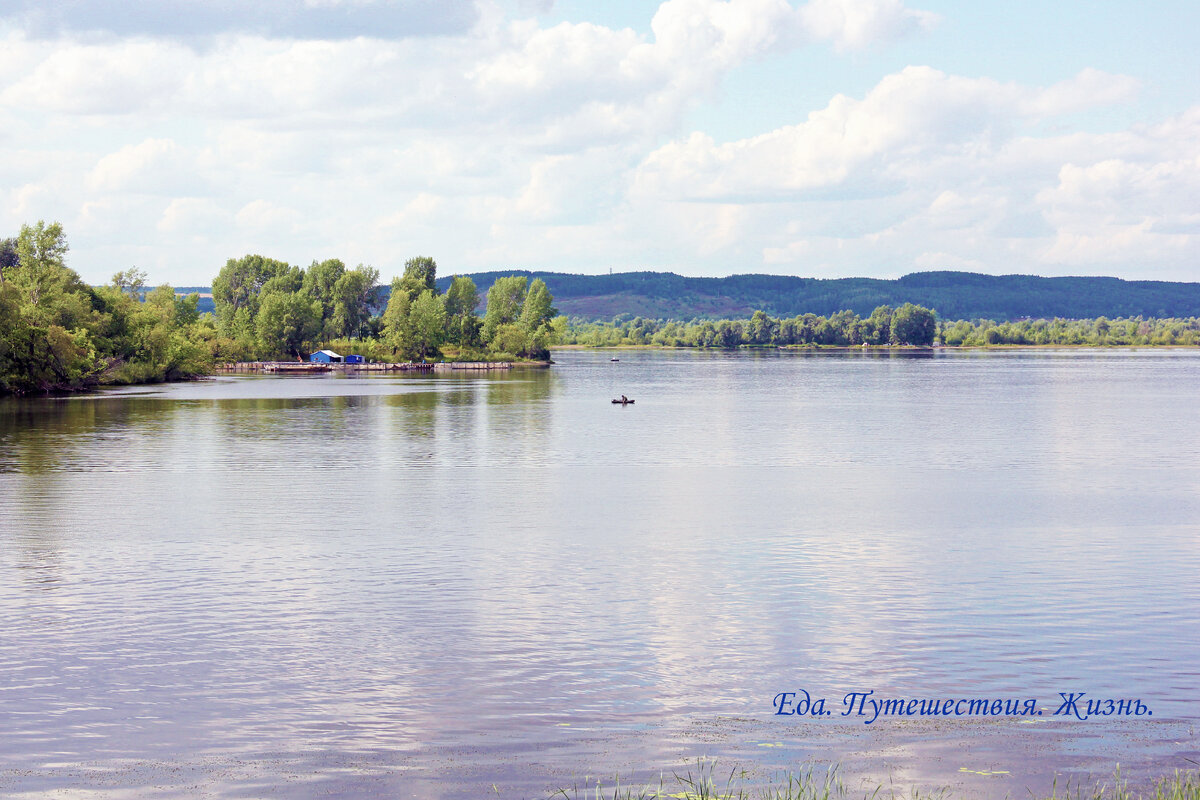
[0,0,1197,285]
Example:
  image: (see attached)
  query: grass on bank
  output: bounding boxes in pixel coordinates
[546,762,1200,800]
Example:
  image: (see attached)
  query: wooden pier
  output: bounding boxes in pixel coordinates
[432,362,513,371]
[217,361,437,373]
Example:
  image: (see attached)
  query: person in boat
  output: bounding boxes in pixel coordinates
[621,395,628,403]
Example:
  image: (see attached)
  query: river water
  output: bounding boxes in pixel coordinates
[1,349,1198,799]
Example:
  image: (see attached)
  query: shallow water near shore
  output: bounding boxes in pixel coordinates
[2,348,1198,799]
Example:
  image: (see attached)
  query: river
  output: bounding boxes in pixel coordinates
[1,348,1198,798]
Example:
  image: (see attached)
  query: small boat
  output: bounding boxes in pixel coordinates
[612,397,635,405]
[611,358,619,362]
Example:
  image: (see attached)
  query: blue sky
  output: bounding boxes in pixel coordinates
[0,0,1196,284]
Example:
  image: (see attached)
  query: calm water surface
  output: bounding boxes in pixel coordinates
[1,349,1198,799]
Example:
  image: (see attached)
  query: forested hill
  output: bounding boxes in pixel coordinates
[183,271,1200,321]
[424,270,1200,321]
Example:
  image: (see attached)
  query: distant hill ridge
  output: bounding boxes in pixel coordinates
[181,271,1200,321]
[430,270,1200,321]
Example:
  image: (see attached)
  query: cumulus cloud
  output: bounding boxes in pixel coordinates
[799,0,938,50]
[1,0,1192,283]
[0,0,479,40]
[632,66,1148,202]
[623,68,1199,278]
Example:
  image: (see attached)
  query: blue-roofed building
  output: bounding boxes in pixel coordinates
[345,354,365,364]
[310,350,343,363]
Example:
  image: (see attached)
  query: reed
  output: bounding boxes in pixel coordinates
[546,763,1200,800]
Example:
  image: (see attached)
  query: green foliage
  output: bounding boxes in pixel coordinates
[409,289,447,360]
[560,306,1200,349]
[256,290,323,358]
[0,222,215,395]
[443,269,1200,321]
[444,275,483,347]
[302,257,346,336]
[111,268,148,299]
[398,256,438,304]
[515,278,558,359]
[890,303,937,345]
[481,275,527,344]
[330,264,382,339]
[0,237,18,280]
[211,254,291,341]
[380,278,414,358]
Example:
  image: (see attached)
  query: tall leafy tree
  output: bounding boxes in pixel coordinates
[443,275,482,347]
[398,256,438,304]
[212,254,291,338]
[111,268,148,299]
[890,303,936,345]
[0,237,18,284]
[517,278,558,358]
[409,289,446,360]
[256,290,322,358]
[302,257,346,336]
[380,277,414,358]
[331,264,382,339]
[481,275,527,344]
[12,221,71,308]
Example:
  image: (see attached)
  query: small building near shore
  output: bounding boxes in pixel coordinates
[310,350,343,363]
[345,354,365,364]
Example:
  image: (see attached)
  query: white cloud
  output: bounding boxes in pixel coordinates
[158,197,232,234]
[623,68,1200,278]
[0,1,1193,284]
[236,199,303,233]
[0,0,479,40]
[1037,150,1200,266]
[633,66,1148,203]
[798,0,938,51]
[88,138,196,194]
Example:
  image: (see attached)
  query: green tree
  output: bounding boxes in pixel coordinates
[482,275,527,344]
[518,278,556,332]
[443,275,482,347]
[747,310,776,344]
[0,237,19,284]
[12,221,71,307]
[409,289,446,360]
[212,254,291,338]
[890,303,937,345]
[380,278,414,358]
[514,278,558,359]
[302,257,346,335]
[490,323,528,357]
[865,305,893,345]
[331,264,382,339]
[111,268,148,299]
[256,290,322,358]
[398,256,438,304]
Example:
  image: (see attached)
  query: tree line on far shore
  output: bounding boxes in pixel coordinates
[4,220,1200,397]
[561,308,1200,348]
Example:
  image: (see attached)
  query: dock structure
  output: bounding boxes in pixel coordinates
[217,361,437,373]
[432,362,513,371]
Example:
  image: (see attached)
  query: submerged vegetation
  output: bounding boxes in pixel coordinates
[0,221,561,396]
[548,762,1200,800]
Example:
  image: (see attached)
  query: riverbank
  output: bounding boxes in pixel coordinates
[550,764,1200,800]
[554,342,1200,352]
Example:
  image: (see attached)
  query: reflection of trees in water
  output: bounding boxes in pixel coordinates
[0,399,109,585]
[482,370,557,464]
